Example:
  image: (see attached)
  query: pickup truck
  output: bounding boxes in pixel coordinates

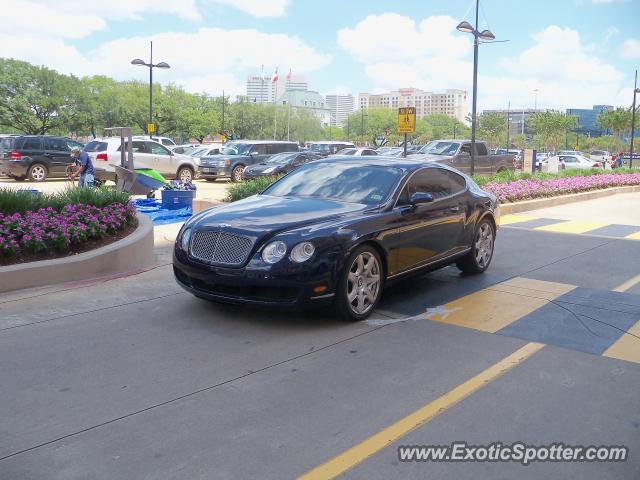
[409,139,515,175]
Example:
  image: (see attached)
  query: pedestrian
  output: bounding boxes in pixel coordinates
[69,146,95,188]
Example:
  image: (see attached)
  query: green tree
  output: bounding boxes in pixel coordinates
[0,58,79,134]
[527,111,578,152]
[415,114,469,143]
[598,107,633,151]
[477,112,507,149]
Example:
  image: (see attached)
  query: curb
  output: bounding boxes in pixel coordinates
[499,185,640,214]
[193,198,224,213]
[0,214,154,294]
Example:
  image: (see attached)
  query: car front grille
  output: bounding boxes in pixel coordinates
[189,230,253,266]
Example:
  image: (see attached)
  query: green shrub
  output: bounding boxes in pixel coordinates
[0,186,130,215]
[226,176,281,202]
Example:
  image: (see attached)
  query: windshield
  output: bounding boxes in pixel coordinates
[262,162,402,205]
[419,141,460,156]
[266,153,297,164]
[309,144,330,153]
[189,148,208,157]
[221,143,251,155]
[336,148,356,155]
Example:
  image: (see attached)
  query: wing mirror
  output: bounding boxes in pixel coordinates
[410,192,434,205]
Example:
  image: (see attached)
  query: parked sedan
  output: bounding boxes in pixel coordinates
[242,152,321,179]
[331,147,378,156]
[554,154,601,170]
[173,158,499,321]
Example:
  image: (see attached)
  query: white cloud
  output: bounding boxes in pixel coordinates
[620,38,640,59]
[206,0,291,17]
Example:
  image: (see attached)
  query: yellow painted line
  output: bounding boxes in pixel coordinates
[298,342,545,480]
[624,231,640,240]
[535,220,607,234]
[603,321,640,364]
[499,214,538,225]
[425,277,576,333]
[614,273,640,292]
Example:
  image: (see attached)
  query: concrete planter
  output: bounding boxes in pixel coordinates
[0,214,154,294]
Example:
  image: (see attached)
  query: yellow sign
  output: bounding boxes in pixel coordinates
[397,107,416,134]
[147,123,155,133]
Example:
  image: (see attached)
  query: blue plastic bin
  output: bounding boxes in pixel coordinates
[161,189,195,210]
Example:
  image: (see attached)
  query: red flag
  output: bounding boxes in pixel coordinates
[271,67,279,83]
[286,68,292,81]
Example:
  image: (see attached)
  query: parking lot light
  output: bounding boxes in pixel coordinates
[131,41,170,137]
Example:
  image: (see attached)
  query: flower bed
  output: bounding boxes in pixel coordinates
[483,173,640,203]
[0,202,137,265]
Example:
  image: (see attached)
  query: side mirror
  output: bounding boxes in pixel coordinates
[250,151,259,156]
[410,192,434,205]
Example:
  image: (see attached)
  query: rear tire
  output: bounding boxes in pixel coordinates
[177,166,194,183]
[28,163,48,182]
[231,165,245,183]
[12,176,26,181]
[334,246,384,321]
[456,218,495,274]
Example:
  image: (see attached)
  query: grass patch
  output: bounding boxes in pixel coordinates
[226,175,282,202]
[0,186,130,215]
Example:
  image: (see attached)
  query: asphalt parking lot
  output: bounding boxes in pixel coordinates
[1,195,639,479]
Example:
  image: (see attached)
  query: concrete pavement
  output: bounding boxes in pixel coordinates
[1,194,639,479]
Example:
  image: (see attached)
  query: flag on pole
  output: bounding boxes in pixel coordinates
[286,68,292,81]
[271,67,279,83]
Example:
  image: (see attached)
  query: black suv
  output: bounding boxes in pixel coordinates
[0,135,84,181]
[198,141,299,182]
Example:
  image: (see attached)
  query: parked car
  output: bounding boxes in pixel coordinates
[170,144,202,155]
[331,147,378,156]
[198,140,299,182]
[307,141,356,157]
[174,157,499,321]
[84,138,198,183]
[589,150,612,163]
[409,140,514,175]
[133,135,176,147]
[557,150,583,156]
[0,135,84,181]
[552,154,601,170]
[190,144,224,159]
[242,151,321,179]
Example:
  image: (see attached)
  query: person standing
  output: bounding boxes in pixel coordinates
[70,147,95,187]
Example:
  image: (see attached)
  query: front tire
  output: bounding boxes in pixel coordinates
[231,165,245,183]
[28,163,48,182]
[456,218,495,273]
[177,166,194,183]
[335,246,384,321]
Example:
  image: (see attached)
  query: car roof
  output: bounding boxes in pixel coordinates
[315,156,458,172]
[226,140,297,144]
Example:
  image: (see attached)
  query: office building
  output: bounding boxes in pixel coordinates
[358,88,467,123]
[246,74,309,103]
[566,105,613,137]
[279,90,331,126]
[326,94,355,127]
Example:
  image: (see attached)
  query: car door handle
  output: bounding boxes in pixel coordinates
[450,206,460,213]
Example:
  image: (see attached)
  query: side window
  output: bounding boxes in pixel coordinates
[362,150,376,156]
[283,143,298,152]
[132,141,148,153]
[251,144,268,155]
[22,137,42,150]
[460,144,471,155]
[147,142,170,155]
[445,170,466,194]
[475,143,488,156]
[406,169,452,199]
[67,140,83,150]
[44,138,68,151]
[161,139,173,146]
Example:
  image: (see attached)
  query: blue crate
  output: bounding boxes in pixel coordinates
[161,189,195,210]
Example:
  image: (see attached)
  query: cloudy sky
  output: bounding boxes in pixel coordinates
[1,0,639,112]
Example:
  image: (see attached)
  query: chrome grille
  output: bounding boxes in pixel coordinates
[190,230,253,266]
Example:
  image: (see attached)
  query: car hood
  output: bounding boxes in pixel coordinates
[407,153,448,161]
[190,195,367,241]
[246,163,283,173]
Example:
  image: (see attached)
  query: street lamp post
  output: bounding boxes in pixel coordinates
[131,41,170,136]
[630,70,639,169]
[361,108,368,145]
[456,0,495,176]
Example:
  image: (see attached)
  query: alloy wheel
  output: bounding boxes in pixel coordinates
[346,251,381,315]
[179,168,193,183]
[474,222,494,268]
[30,165,46,181]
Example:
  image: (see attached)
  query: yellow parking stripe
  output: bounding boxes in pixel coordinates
[425,277,576,333]
[603,321,640,364]
[298,342,545,480]
[535,220,607,234]
[625,231,640,240]
[499,214,538,225]
[614,273,640,293]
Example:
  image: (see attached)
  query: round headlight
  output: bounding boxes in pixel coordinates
[290,241,315,263]
[262,241,287,264]
[180,227,191,251]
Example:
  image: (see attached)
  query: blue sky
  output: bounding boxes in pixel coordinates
[2,0,639,111]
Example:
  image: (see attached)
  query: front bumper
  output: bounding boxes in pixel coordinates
[242,170,277,180]
[173,248,338,309]
[198,166,230,179]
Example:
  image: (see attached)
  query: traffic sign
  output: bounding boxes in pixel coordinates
[397,107,416,134]
[147,123,155,133]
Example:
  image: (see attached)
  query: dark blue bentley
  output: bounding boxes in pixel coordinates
[173,158,500,321]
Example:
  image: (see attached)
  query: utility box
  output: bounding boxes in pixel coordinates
[547,156,559,173]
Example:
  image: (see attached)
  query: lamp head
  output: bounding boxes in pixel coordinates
[479,29,496,41]
[456,21,475,34]
[156,62,171,69]
[131,59,146,66]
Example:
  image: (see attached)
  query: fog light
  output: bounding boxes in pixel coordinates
[313,285,328,294]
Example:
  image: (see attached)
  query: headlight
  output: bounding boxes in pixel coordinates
[194,158,201,166]
[180,227,192,251]
[290,242,315,263]
[263,166,277,174]
[262,241,287,264]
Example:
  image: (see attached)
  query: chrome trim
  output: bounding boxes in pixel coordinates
[387,248,471,279]
[310,293,335,300]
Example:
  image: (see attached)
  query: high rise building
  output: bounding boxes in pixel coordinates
[326,94,355,127]
[279,90,331,126]
[246,73,308,103]
[566,105,613,137]
[358,88,468,123]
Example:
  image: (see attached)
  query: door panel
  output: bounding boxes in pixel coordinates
[146,141,173,174]
[43,138,72,174]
